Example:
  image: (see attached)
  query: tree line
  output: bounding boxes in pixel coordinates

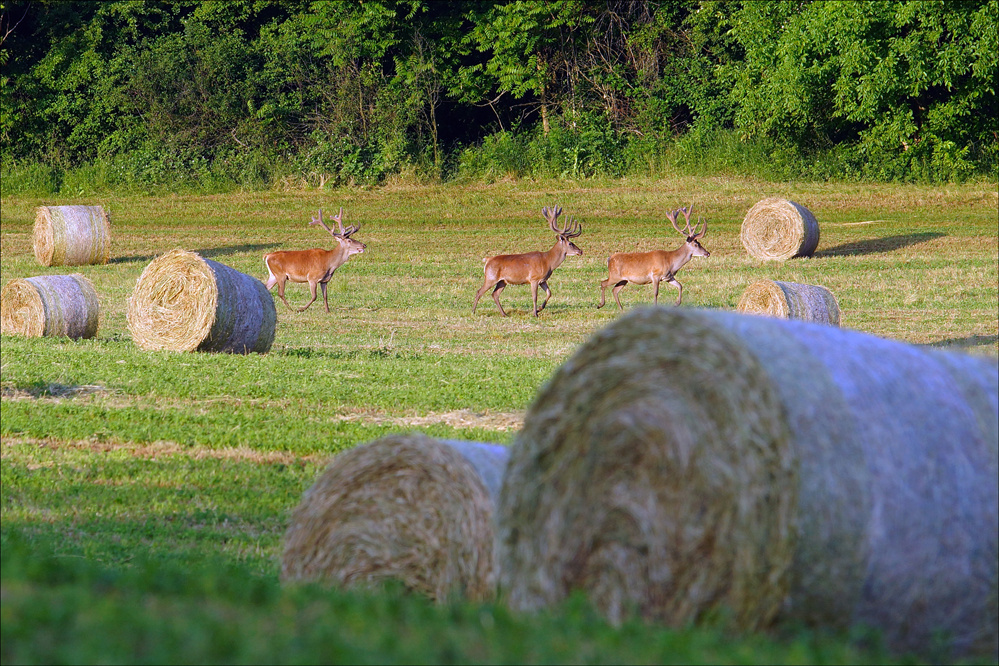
[1,0,996,190]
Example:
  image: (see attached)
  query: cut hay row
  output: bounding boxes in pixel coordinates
[0,274,100,339]
[737,279,840,325]
[740,198,820,261]
[281,434,509,602]
[33,206,111,267]
[498,307,998,658]
[127,249,276,353]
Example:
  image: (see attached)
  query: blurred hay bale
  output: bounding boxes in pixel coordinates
[33,205,111,267]
[1,274,100,339]
[737,279,840,325]
[127,249,276,353]
[282,434,510,602]
[740,198,819,260]
[499,307,998,658]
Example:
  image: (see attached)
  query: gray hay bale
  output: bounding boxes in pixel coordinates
[740,198,820,260]
[127,249,276,353]
[1,274,100,339]
[737,279,840,325]
[282,434,510,602]
[33,205,111,266]
[498,307,997,658]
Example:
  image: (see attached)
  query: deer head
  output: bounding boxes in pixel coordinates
[310,208,365,256]
[542,205,583,256]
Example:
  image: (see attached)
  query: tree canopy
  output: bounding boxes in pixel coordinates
[1,0,995,186]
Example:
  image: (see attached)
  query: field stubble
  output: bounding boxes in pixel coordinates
[1,177,996,662]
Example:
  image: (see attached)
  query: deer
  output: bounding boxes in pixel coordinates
[263,208,366,313]
[597,204,710,310]
[473,206,583,317]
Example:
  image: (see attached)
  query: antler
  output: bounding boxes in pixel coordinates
[667,203,706,239]
[543,205,582,238]
[311,207,360,237]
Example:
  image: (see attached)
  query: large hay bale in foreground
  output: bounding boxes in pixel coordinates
[737,279,840,325]
[127,249,276,353]
[498,307,998,658]
[282,434,510,602]
[33,205,111,267]
[1,274,100,339]
[740,198,820,260]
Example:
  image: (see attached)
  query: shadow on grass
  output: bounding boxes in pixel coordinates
[925,334,998,351]
[815,232,944,257]
[109,243,280,264]
[2,382,110,399]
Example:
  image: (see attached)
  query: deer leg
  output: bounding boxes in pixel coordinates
[473,280,495,314]
[273,279,296,312]
[612,282,628,310]
[537,281,552,314]
[653,279,660,305]
[667,277,682,306]
[491,281,509,317]
[320,281,331,313]
[297,281,319,312]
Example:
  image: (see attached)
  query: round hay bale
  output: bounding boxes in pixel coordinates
[33,205,111,267]
[127,249,276,353]
[499,307,998,658]
[740,198,820,261]
[282,434,510,602]
[737,279,840,325]
[1,274,100,339]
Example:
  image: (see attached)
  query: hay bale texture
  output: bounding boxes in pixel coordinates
[33,205,111,267]
[1,274,100,339]
[498,307,998,657]
[127,249,276,353]
[282,434,510,602]
[737,279,840,325]
[740,198,820,261]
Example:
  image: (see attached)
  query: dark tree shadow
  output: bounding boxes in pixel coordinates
[925,334,998,351]
[815,232,944,257]
[109,243,280,264]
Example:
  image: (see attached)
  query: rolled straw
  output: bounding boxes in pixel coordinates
[1,274,100,339]
[498,307,998,658]
[740,198,819,261]
[737,280,840,325]
[282,434,510,602]
[33,205,111,266]
[127,249,276,353]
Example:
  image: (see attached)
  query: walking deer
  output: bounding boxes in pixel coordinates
[263,208,366,313]
[597,205,709,309]
[473,206,583,317]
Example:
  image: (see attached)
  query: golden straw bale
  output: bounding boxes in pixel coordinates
[740,198,820,261]
[127,249,276,353]
[282,434,510,602]
[33,206,111,267]
[737,279,840,325]
[499,307,998,658]
[1,274,100,339]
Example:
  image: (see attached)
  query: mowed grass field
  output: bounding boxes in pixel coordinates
[2,177,997,664]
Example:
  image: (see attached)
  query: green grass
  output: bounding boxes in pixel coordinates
[2,177,997,664]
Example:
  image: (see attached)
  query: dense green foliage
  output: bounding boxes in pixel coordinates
[2,0,996,189]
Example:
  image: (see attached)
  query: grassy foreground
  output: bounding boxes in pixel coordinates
[2,177,997,664]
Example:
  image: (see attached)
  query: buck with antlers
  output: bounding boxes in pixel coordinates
[597,205,710,309]
[473,206,583,317]
[263,208,366,313]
